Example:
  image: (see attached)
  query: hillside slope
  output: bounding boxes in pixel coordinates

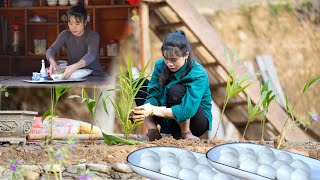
[149,0,320,137]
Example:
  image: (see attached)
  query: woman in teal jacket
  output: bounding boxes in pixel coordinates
[131,30,212,141]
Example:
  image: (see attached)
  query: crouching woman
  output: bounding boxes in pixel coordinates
[131,30,212,141]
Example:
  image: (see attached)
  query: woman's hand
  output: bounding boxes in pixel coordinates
[61,64,78,80]
[48,58,57,75]
[130,103,154,122]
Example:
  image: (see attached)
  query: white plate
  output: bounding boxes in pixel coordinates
[206,142,320,180]
[23,78,87,83]
[127,146,238,180]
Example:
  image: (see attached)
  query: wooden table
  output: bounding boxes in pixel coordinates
[0,76,113,88]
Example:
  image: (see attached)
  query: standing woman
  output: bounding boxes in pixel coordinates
[131,30,212,141]
[46,2,104,79]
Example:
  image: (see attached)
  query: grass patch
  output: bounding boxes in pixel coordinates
[269,2,294,16]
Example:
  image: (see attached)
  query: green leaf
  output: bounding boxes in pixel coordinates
[68,95,81,99]
[42,110,52,122]
[303,77,320,93]
[87,99,96,113]
[4,91,9,97]
[101,94,109,114]
[55,86,72,102]
[285,95,293,115]
[82,88,89,99]
[102,133,142,145]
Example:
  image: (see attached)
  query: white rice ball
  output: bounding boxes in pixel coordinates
[193,164,211,173]
[290,169,311,180]
[220,146,239,157]
[140,150,160,160]
[258,153,276,165]
[271,160,289,169]
[239,153,258,163]
[256,164,276,179]
[218,152,239,168]
[239,158,260,173]
[160,151,177,159]
[160,162,181,178]
[257,147,275,157]
[276,152,293,164]
[290,159,310,172]
[213,173,232,180]
[139,156,160,172]
[160,156,178,168]
[237,147,255,154]
[197,156,210,165]
[178,168,198,180]
[179,151,196,161]
[276,164,294,180]
[198,170,217,180]
[179,157,198,169]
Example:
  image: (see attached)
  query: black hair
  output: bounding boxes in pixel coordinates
[160,30,193,86]
[67,2,87,23]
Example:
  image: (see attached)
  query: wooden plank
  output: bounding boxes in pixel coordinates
[226,101,247,109]
[191,42,202,47]
[256,55,286,108]
[164,0,313,141]
[165,0,228,71]
[203,62,219,68]
[224,106,249,127]
[156,22,184,31]
[210,82,227,90]
[148,1,167,11]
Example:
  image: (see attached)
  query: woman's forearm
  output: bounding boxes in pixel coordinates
[153,106,175,120]
[73,59,86,69]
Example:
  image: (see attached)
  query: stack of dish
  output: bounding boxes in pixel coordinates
[58,0,69,6]
[69,0,78,6]
[47,0,58,6]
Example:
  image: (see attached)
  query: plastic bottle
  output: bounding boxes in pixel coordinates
[40,59,47,80]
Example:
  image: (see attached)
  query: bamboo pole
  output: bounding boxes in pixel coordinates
[27,133,138,140]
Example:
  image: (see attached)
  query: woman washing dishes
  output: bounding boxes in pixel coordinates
[46,2,104,79]
[131,30,212,141]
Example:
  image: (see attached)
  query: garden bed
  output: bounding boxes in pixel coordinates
[0,137,319,179]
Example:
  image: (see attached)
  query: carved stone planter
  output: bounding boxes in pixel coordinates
[0,111,38,144]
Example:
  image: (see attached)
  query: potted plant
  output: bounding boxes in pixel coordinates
[0,85,38,144]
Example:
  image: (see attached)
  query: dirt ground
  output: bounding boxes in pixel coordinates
[1,0,319,140]
[1,138,319,165]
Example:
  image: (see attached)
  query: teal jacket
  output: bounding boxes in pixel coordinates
[145,58,212,131]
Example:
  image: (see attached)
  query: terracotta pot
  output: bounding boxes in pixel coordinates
[0,111,38,144]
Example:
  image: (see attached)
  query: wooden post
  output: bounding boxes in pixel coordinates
[139,2,151,72]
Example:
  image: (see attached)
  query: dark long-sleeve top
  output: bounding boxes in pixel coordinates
[145,58,213,131]
[46,29,104,76]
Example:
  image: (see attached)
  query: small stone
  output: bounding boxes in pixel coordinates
[78,159,87,164]
[22,165,41,173]
[23,170,40,180]
[87,163,112,175]
[66,163,86,174]
[111,172,133,179]
[0,166,11,177]
[107,155,117,164]
[112,163,132,173]
[94,171,112,179]
[43,164,65,173]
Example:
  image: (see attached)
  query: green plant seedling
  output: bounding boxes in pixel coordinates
[214,48,255,138]
[276,76,320,149]
[42,86,73,143]
[102,55,150,141]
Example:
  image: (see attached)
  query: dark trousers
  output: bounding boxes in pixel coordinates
[135,82,209,139]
